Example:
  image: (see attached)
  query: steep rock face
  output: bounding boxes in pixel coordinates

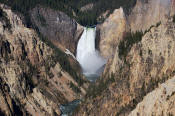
[76,16,175,115]
[30,6,83,54]
[0,4,87,116]
[129,76,175,116]
[80,3,94,12]
[98,7,128,58]
[129,0,175,32]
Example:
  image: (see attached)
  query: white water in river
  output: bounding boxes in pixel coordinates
[76,27,106,79]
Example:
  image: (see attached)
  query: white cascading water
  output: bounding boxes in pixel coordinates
[76,27,106,81]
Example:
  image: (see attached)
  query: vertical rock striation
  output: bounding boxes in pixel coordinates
[98,7,128,58]
[0,4,88,116]
[129,0,175,32]
[30,6,84,54]
[129,76,175,116]
[76,11,175,116]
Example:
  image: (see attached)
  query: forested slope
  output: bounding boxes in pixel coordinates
[0,0,136,26]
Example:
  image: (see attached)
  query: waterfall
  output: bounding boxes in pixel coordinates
[76,27,106,81]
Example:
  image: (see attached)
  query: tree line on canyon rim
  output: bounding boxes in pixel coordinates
[0,5,86,91]
[0,0,136,26]
[0,0,136,86]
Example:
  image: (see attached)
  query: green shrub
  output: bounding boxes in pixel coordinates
[119,31,144,59]
[86,73,115,98]
[119,22,162,60]
[144,22,161,34]
[48,72,54,79]
[69,82,81,93]
[173,15,175,23]
[0,8,11,29]
[36,30,86,86]
[0,0,136,26]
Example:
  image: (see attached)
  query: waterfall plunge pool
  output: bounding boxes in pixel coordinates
[60,27,106,116]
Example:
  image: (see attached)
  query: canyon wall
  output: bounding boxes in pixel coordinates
[129,0,175,32]
[129,76,175,116]
[1,0,175,115]
[98,7,128,58]
[30,6,83,54]
[76,0,175,115]
[0,4,88,116]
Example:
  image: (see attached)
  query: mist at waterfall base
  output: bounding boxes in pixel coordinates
[60,27,106,116]
[76,27,106,82]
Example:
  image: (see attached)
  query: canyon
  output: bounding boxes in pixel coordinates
[76,0,175,115]
[0,0,175,116]
[0,4,88,116]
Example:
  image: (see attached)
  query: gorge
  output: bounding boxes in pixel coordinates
[60,27,107,116]
[0,0,175,116]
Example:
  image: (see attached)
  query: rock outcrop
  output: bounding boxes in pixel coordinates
[80,3,94,12]
[98,7,128,58]
[76,13,175,116]
[0,4,88,116]
[30,6,84,54]
[1,0,175,115]
[129,76,175,116]
[75,1,175,115]
[98,0,175,58]
[129,0,175,32]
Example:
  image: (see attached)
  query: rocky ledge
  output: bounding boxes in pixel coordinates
[0,4,88,116]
